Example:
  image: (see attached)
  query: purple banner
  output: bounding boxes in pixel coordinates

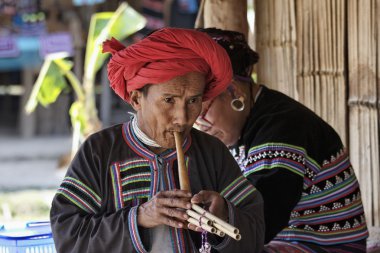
[0,37,20,58]
[39,32,74,58]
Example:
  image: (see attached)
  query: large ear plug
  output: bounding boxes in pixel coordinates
[231,96,245,111]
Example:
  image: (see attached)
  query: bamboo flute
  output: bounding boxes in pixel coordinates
[188,217,216,234]
[192,204,239,235]
[214,229,225,237]
[174,132,191,191]
[174,131,211,233]
[192,203,240,241]
[186,209,213,226]
[213,223,241,241]
[173,132,241,240]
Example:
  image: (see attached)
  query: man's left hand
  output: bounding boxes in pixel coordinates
[187,190,228,232]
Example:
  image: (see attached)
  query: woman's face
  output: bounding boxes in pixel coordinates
[196,88,247,147]
[131,72,206,150]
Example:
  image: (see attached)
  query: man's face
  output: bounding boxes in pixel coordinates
[131,72,206,150]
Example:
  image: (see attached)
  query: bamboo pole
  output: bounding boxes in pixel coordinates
[347,0,361,189]
[326,0,333,128]
[285,0,346,143]
[313,0,321,117]
[289,0,297,99]
[326,0,333,127]
[296,0,304,102]
[305,0,314,110]
[347,0,380,227]
[362,0,372,225]
[255,0,296,96]
[375,0,380,227]
[337,0,347,143]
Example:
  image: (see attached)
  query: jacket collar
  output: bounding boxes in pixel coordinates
[122,121,191,161]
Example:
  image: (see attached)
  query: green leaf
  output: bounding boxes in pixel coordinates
[25,53,78,113]
[37,62,67,106]
[84,2,147,78]
[107,3,147,43]
[25,53,72,113]
[54,58,74,72]
[69,101,87,133]
[84,12,113,74]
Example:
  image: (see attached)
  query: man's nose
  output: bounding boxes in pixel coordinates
[173,105,188,126]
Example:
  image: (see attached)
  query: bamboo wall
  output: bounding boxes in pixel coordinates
[255,0,297,98]
[347,0,380,227]
[256,0,346,142]
[255,0,380,227]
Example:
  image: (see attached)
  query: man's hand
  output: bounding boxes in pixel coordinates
[188,190,228,232]
[137,189,192,228]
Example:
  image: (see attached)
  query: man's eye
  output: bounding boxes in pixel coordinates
[188,97,200,104]
[164,97,174,103]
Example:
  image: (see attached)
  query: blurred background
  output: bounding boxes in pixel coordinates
[0,0,201,224]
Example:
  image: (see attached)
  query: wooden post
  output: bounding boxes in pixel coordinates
[195,0,248,38]
[100,64,111,127]
[255,0,297,98]
[19,69,36,138]
[347,0,380,228]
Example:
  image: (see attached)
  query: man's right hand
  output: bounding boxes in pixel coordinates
[137,189,192,228]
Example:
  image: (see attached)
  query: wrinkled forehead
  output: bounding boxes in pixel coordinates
[146,72,207,96]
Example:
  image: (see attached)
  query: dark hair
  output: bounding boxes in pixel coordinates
[197,28,259,77]
[139,84,151,97]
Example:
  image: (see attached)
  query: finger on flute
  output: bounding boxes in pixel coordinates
[187,217,216,234]
[186,209,212,226]
[174,132,191,191]
[213,222,241,241]
[192,204,239,235]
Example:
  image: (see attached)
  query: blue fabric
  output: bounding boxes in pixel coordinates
[0,36,42,71]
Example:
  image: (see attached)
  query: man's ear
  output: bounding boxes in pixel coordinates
[130,90,143,111]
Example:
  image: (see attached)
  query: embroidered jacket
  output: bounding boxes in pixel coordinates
[230,86,368,246]
[50,122,264,253]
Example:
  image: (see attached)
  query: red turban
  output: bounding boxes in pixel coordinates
[102,28,232,103]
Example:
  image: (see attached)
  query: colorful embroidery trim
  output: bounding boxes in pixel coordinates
[221,175,256,206]
[110,163,124,209]
[277,223,368,245]
[111,158,152,209]
[128,206,148,253]
[244,143,317,178]
[57,176,101,213]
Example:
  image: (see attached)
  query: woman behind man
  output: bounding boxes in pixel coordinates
[196,28,368,253]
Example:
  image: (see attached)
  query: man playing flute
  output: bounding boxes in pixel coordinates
[50,28,264,253]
